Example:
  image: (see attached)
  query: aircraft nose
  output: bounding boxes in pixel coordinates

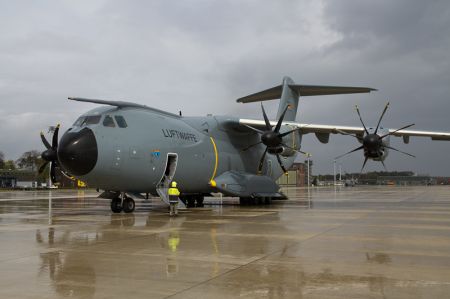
[57,127,98,176]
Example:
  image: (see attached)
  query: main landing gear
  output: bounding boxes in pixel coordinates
[111,193,135,213]
[180,195,204,208]
[239,197,272,205]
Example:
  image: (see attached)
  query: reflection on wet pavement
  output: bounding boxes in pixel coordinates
[1,186,450,298]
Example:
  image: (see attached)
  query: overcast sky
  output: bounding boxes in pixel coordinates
[1,0,450,175]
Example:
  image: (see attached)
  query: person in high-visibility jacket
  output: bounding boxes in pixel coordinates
[168,181,180,216]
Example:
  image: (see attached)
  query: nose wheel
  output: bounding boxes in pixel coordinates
[110,194,135,213]
[122,197,136,213]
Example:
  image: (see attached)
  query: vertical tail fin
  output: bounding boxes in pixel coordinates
[277,76,299,121]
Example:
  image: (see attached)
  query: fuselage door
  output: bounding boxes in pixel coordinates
[158,153,178,188]
[156,153,180,206]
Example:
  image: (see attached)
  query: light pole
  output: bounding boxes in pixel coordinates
[339,163,342,182]
[47,126,56,188]
[306,153,311,187]
[333,159,336,186]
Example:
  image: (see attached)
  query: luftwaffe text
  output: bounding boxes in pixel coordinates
[162,129,197,142]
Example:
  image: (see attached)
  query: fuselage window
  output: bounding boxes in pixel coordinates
[103,115,116,127]
[114,115,128,128]
[73,115,101,127]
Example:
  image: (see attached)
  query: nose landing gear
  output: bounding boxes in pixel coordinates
[110,193,135,213]
[122,197,136,213]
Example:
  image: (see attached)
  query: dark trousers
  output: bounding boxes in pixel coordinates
[169,195,178,204]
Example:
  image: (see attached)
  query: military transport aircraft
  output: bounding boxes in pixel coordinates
[38,76,450,213]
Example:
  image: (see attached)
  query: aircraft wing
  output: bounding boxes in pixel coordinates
[239,119,450,142]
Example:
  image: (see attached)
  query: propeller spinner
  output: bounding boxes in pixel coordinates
[243,104,306,174]
[335,102,415,172]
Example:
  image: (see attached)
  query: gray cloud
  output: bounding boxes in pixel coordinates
[0,0,449,175]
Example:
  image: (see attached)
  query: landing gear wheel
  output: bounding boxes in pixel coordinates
[239,197,250,205]
[195,196,204,207]
[122,197,135,213]
[187,197,196,208]
[111,198,122,213]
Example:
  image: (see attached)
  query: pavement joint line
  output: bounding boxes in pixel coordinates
[164,190,434,298]
[163,209,379,298]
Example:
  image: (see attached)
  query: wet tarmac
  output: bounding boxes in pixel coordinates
[1,186,450,298]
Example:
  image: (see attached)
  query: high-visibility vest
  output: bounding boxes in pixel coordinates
[168,187,180,196]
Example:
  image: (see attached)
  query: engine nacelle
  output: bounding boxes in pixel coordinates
[267,146,296,157]
[278,125,302,157]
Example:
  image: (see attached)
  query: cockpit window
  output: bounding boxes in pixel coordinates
[103,115,116,127]
[114,115,128,128]
[73,117,84,126]
[73,115,101,127]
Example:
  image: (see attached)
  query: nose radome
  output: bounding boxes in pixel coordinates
[57,127,98,176]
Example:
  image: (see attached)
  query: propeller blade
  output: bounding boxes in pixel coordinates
[38,162,49,174]
[261,104,272,131]
[374,102,390,134]
[355,105,369,135]
[380,123,415,139]
[241,141,263,152]
[279,128,300,138]
[50,162,57,183]
[243,124,265,134]
[274,105,289,133]
[52,124,60,148]
[360,156,369,172]
[276,154,287,173]
[380,159,388,171]
[40,132,51,150]
[334,129,363,140]
[335,145,364,160]
[281,143,307,155]
[384,145,416,158]
[257,148,268,174]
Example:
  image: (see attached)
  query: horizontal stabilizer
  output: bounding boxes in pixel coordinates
[237,84,376,103]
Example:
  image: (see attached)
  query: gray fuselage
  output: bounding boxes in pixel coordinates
[65,106,299,195]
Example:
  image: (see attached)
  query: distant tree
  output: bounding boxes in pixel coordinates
[16,150,42,171]
[3,160,16,170]
[0,151,4,169]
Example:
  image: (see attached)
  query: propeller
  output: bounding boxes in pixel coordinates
[38,124,60,183]
[335,102,415,172]
[243,104,306,174]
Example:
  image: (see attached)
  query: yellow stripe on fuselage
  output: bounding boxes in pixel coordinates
[209,137,218,183]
